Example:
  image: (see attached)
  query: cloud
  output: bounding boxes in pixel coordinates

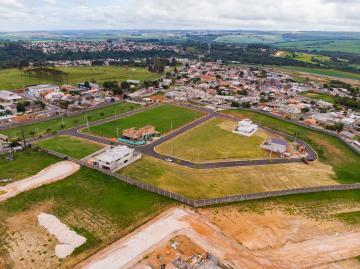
[0,0,359,31]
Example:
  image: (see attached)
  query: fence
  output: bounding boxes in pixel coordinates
[41,148,360,208]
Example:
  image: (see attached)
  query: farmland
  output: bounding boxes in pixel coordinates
[35,135,105,159]
[0,149,58,184]
[0,66,159,90]
[83,104,204,139]
[223,110,360,184]
[275,51,331,64]
[275,40,360,54]
[0,166,173,268]
[120,156,336,199]
[156,118,273,162]
[0,102,139,140]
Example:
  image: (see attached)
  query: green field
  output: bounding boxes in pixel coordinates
[0,66,159,90]
[275,40,360,54]
[156,118,272,162]
[275,51,331,64]
[83,104,204,139]
[300,91,337,104]
[277,66,360,81]
[0,102,139,140]
[224,110,360,183]
[215,33,284,44]
[0,166,172,267]
[120,156,337,199]
[35,135,105,159]
[0,149,58,184]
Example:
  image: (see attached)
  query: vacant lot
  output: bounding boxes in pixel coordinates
[120,156,337,199]
[156,118,273,162]
[301,90,337,104]
[35,135,105,159]
[1,102,139,140]
[84,104,204,139]
[0,66,159,90]
[0,150,58,184]
[224,110,360,184]
[0,166,172,268]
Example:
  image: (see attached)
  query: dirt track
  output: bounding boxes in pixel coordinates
[0,161,80,202]
[78,207,360,269]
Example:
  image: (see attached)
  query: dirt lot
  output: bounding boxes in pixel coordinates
[0,161,80,202]
[78,207,360,269]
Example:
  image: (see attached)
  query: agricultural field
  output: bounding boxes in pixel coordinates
[274,51,331,64]
[0,149,58,184]
[275,40,360,54]
[300,90,337,104]
[120,156,337,199]
[0,66,159,90]
[1,102,139,140]
[214,33,284,44]
[35,135,105,159]
[276,66,360,81]
[223,110,360,184]
[83,104,204,139]
[0,166,172,268]
[156,118,274,162]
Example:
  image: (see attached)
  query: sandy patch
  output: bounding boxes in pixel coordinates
[0,161,80,202]
[78,207,360,269]
[38,213,86,258]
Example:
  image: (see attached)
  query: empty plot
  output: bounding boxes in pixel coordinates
[35,135,105,159]
[156,118,275,162]
[83,104,204,139]
[119,156,337,199]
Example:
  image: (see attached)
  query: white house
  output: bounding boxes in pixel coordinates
[232,119,258,137]
[0,90,22,102]
[261,138,289,155]
[26,84,60,98]
[95,145,140,172]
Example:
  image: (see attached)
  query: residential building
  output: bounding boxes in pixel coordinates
[95,145,137,171]
[232,119,258,137]
[0,90,22,102]
[26,84,60,98]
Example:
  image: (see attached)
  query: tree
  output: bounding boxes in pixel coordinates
[301,107,310,113]
[16,102,26,113]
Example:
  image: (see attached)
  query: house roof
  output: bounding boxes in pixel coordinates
[270,138,288,146]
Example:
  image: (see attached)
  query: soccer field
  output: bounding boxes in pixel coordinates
[83,104,205,139]
[156,118,275,162]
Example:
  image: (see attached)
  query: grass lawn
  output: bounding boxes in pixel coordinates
[156,118,273,162]
[0,149,58,184]
[0,166,173,267]
[300,90,337,104]
[35,135,105,159]
[0,66,159,90]
[223,110,360,183]
[120,156,337,199]
[1,102,139,140]
[83,104,204,139]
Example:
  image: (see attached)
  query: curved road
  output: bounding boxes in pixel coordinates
[28,102,317,169]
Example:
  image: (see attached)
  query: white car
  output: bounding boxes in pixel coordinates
[165,158,173,162]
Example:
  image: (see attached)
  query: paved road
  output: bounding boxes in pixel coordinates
[28,102,317,169]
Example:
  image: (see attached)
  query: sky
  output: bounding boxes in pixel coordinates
[1,0,360,32]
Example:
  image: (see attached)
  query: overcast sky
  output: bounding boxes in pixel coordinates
[1,0,360,32]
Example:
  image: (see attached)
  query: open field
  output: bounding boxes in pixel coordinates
[224,110,360,183]
[214,33,284,44]
[277,66,360,81]
[35,135,105,159]
[275,51,331,64]
[275,40,360,54]
[83,104,204,139]
[0,166,173,269]
[156,118,274,162]
[300,90,337,104]
[120,156,337,199]
[0,102,139,140]
[0,150,58,184]
[0,67,159,90]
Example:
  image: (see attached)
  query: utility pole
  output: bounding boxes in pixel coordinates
[61,116,64,127]
[171,120,173,133]
[116,128,119,138]
[20,125,27,149]
[87,116,90,134]
[171,143,173,155]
